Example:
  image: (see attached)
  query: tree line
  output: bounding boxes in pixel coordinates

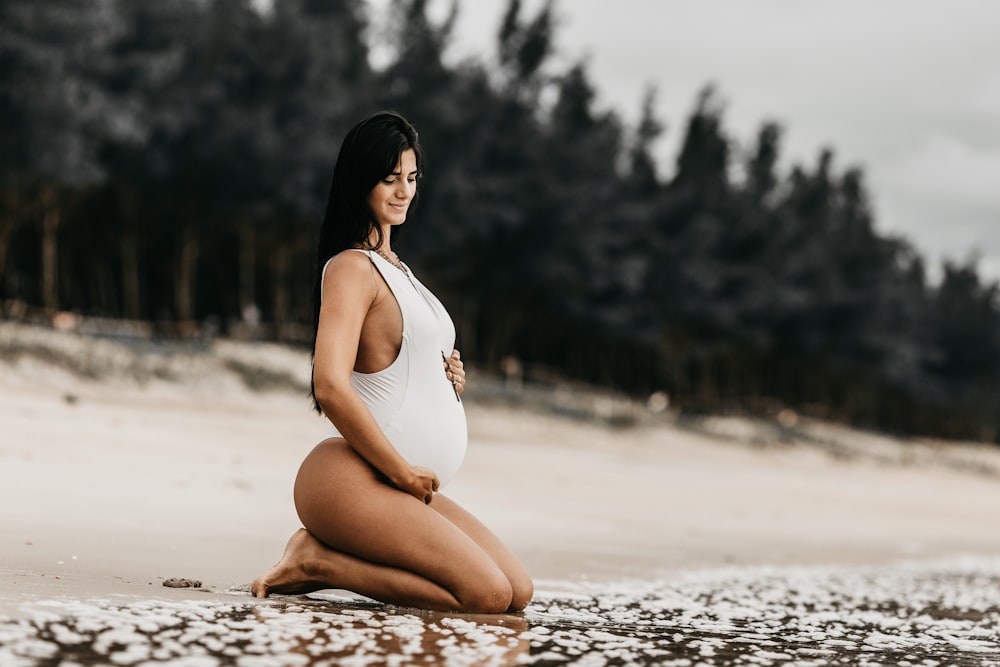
[2,0,998,441]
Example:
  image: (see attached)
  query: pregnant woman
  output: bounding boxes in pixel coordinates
[251,111,533,613]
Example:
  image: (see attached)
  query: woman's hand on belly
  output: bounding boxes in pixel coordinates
[394,465,440,504]
[444,349,465,396]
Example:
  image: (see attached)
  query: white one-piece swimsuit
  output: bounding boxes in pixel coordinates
[323,249,467,487]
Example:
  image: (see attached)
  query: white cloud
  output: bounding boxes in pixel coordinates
[380,0,1000,279]
[887,135,1000,207]
[968,74,1000,116]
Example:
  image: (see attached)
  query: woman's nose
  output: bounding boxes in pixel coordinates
[396,180,413,198]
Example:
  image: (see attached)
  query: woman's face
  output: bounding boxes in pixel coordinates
[367,148,418,231]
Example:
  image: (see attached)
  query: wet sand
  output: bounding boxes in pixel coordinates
[4,561,1000,666]
[2,322,1000,664]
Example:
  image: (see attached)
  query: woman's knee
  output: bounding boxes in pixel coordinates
[457,570,513,614]
[462,570,533,613]
[508,574,534,612]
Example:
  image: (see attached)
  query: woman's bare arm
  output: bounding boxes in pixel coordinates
[312,251,439,502]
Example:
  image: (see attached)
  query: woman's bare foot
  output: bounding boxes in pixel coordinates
[251,528,334,599]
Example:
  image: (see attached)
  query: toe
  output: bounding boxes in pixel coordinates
[250,578,268,599]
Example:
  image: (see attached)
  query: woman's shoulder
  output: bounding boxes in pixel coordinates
[321,249,376,293]
[326,248,371,266]
[325,248,373,271]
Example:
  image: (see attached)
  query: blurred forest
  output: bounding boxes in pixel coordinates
[2,0,998,441]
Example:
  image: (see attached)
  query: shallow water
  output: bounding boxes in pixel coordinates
[2,559,999,666]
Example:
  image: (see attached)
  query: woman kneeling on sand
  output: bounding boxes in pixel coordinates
[251,111,533,613]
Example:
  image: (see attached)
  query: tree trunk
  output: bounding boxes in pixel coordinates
[0,215,15,301]
[240,223,255,315]
[119,188,141,319]
[457,293,478,359]
[121,227,140,319]
[271,242,290,340]
[39,186,60,311]
[484,306,523,367]
[175,222,199,335]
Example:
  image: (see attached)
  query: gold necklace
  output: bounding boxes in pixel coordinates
[375,248,407,274]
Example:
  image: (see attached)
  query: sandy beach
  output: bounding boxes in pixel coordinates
[3,320,1000,593]
[2,321,1000,664]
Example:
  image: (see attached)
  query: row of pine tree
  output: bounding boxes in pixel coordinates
[2,0,997,440]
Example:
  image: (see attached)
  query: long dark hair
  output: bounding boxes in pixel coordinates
[310,111,424,411]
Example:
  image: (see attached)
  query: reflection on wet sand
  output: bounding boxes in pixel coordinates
[2,559,1000,666]
[0,594,531,666]
[255,595,530,666]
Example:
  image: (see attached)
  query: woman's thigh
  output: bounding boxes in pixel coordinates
[428,494,534,609]
[294,439,508,598]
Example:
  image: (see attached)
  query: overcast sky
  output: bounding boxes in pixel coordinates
[368,0,1000,282]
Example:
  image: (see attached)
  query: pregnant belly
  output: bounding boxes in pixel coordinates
[384,380,468,488]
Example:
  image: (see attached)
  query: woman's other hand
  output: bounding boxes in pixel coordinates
[444,349,466,395]
[396,466,440,504]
